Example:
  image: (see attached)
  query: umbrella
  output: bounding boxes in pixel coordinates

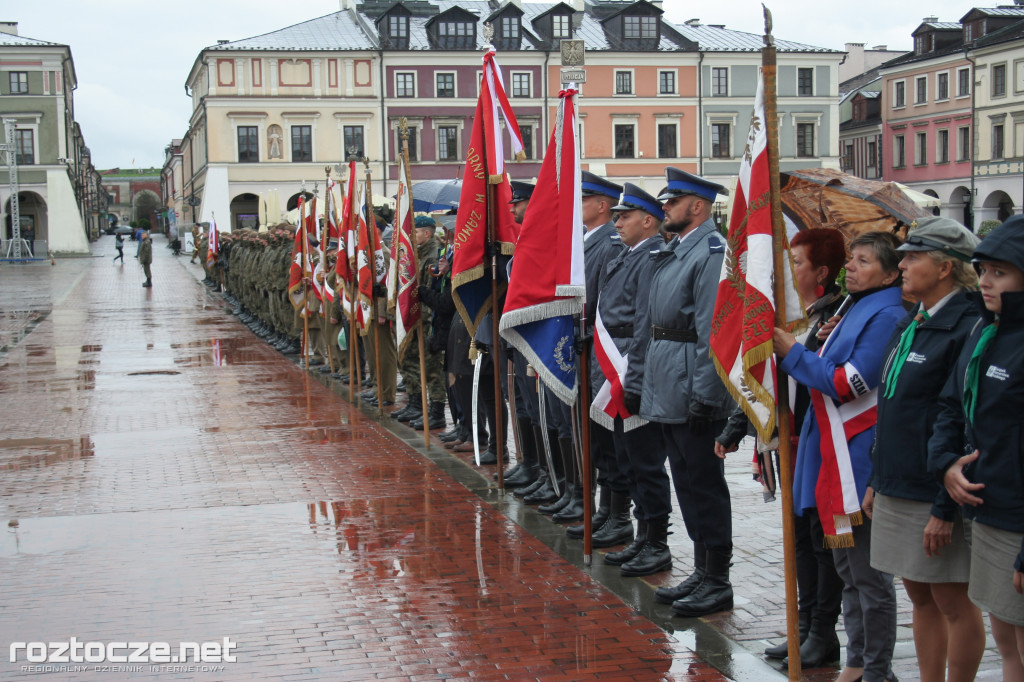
[780,168,930,242]
[895,182,942,208]
[258,192,268,233]
[371,193,396,209]
[267,190,282,226]
[410,179,462,212]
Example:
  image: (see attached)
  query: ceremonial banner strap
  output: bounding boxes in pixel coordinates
[590,304,647,431]
[709,67,806,443]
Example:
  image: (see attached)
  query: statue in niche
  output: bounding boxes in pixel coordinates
[268,124,283,159]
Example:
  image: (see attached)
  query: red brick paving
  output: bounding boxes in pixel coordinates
[0,241,731,680]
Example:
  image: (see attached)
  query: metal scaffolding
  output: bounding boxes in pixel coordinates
[1,118,30,259]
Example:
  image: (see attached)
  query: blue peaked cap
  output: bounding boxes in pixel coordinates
[657,167,728,202]
[580,171,622,201]
[508,181,535,203]
[612,183,664,222]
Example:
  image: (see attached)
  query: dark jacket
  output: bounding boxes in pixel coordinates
[138,237,152,265]
[871,292,979,510]
[929,217,1024,570]
[419,248,453,354]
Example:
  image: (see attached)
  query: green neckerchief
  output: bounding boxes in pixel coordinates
[883,309,930,399]
[963,322,999,425]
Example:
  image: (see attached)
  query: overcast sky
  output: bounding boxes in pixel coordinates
[16,1,976,170]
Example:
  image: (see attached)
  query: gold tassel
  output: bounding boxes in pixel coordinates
[824,532,856,549]
[469,341,478,362]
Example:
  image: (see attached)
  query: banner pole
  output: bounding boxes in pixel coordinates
[763,7,801,679]
[364,161,386,417]
[323,168,335,376]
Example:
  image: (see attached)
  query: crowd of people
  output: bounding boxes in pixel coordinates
[196,167,1024,682]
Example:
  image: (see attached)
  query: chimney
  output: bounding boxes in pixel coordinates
[0,21,18,36]
[573,0,584,11]
[872,45,888,50]
[923,15,939,23]
[339,0,356,10]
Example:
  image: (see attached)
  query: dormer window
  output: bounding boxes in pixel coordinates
[389,16,408,41]
[382,11,410,49]
[552,14,571,39]
[501,15,519,40]
[624,15,657,39]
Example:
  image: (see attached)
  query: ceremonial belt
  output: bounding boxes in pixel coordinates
[652,325,697,343]
[604,324,634,339]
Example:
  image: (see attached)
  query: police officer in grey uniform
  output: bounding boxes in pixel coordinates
[640,168,736,617]
[596,184,671,576]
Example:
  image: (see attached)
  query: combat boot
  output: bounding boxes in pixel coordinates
[655,542,707,604]
[552,438,584,522]
[523,429,562,504]
[397,400,423,423]
[390,392,420,421]
[502,421,541,488]
[591,491,634,548]
[567,486,610,540]
[620,517,672,577]
[426,401,446,430]
[604,518,646,565]
[784,615,840,669]
[672,547,734,617]
[765,611,810,659]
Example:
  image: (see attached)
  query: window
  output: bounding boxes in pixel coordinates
[915,76,928,104]
[842,143,853,170]
[9,71,28,95]
[712,67,728,96]
[237,126,258,163]
[14,129,33,165]
[958,67,971,97]
[438,21,473,48]
[658,123,677,158]
[867,141,877,171]
[894,81,905,108]
[711,123,730,158]
[659,70,676,95]
[798,68,813,96]
[937,72,949,101]
[915,132,927,165]
[993,123,1005,159]
[291,125,312,162]
[388,15,408,40]
[344,126,364,158]
[624,15,657,39]
[552,14,571,39]
[501,16,519,40]
[520,125,533,160]
[958,126,971,161]
[993,64,1007,97]
[614,124,635,158]
[436,73,455,98]
[615,71,633,95]
[937,129,949,163]
[397,126,418,162]
[796,122,815,157]
[894,134,905,167]
[512,72,531,98]
[438,126,458,161]
[396,73,415,97]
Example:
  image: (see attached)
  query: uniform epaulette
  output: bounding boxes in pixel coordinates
[708,235,725,254]
[610,234,621,241]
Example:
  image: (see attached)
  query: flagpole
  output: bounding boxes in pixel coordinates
[322,169,336,377]
[346,156,360,403]
[300,196,311,370]
[364,159,386,418]
[763,6,801,679]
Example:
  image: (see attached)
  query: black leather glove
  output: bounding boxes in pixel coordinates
[688,400,717,435]
[623,391,642,416]
[372,284,387,298]
[573,332,593,355]
[417,285,430,301]
[484,241,496,258]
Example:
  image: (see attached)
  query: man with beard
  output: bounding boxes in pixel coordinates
[635,168,737,617]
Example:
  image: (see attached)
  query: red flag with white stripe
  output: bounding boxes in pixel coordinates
[590,304,647,431]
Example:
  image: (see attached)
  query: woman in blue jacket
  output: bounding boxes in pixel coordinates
[774,231,906,682]
[867,217,984,682]
[930,215,1024,680]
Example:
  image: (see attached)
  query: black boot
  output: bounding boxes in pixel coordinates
[391,392,421,421]
[785,616,840,668]
[552,438,584,522]
[672,547,734,617]
[426,401,446,430]
[514,426,554,497]
[604,519,646,565]
[620,517,672,577]
[765,611,811,659]
[524,429,562,504]
[539,437,576,516]
[567,486,610,540]
[503,421,541,488]
[655,542,707,604]
[591,491,634,548]
[398,398,423,423]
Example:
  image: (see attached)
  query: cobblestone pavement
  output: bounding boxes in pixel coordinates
[0,237,1003,681]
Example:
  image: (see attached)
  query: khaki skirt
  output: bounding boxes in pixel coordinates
[969,521,1024,626]
[869,493,971,583]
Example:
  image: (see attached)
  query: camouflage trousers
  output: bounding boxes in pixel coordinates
[399,330,445,402]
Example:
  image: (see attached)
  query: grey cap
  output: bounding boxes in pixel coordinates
[897,216,980,262]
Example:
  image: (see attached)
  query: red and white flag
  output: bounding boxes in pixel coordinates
[709,68,806,443]
[354,181,385,333]
[206,218,219,267]
[288,197,312,309]
[388,153,421,361]
[590,305,647,431]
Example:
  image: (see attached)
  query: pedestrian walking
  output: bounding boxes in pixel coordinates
[139,230,153,287]
[113,232,125,264]
[774,231,906,682]
[931,215,1024,681]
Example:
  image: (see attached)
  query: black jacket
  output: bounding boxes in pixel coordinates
[871,292,979,509]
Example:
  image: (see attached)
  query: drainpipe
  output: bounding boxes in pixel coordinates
[697,50,704,176]
[379,48,387,192]
[543,49,551,156]
[964,46,977,229]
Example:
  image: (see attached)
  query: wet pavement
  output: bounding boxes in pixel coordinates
[0,236,1003,681]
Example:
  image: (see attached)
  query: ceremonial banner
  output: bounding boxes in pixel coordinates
[451,48,524,338]
[206,219,219,267]
[499,86,584,405]
[354,182,384,334]
[709,68,806,443]
[389,152,421,361]
[288,197,311,309]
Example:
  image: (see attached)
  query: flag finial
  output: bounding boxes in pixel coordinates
[482,22,494,50]
[762,5,774,47]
